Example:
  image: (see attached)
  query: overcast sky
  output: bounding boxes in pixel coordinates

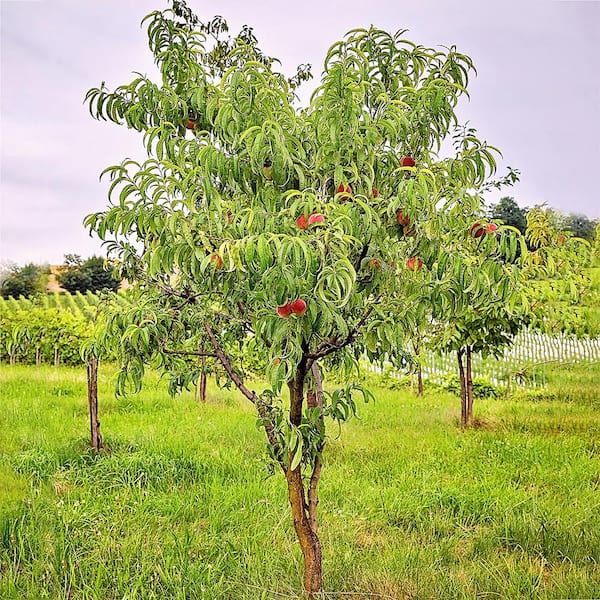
[1,0,599,265]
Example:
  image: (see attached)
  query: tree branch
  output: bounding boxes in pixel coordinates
[306,299,379,361]
[203,321,284,470]
[161,347,217,358]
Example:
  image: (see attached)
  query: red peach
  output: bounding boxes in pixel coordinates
[290,298,307,316]
[470,222,485,238]
[406,257,423,271]
[308,213,325,226]
[397,210,410,226]
[277,304,293,318]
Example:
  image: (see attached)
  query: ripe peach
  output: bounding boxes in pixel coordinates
[397,210,410,226]
[296,215,308,229]
[290,298,307,316]
[406,256,423,271]
[336,183,352,201]
[277,304,293,318]
[307,213,325,226]
[470,222,485,238]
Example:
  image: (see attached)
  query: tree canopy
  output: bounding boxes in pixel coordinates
[488,196,528,234]
[0,263,49,299]
[57,255,121,294]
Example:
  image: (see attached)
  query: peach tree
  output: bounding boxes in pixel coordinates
[427,219,531,428]
[524,206,595,336]
[85,2,512,594]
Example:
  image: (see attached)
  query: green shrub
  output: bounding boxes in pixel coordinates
[0,308,91,366]
[440,374,503,399]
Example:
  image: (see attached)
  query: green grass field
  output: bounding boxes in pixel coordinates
[1,363,599,599]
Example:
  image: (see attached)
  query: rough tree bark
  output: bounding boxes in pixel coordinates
[413,341,424,396]
[457,347,467,430]
[87,356,102,451]
[466,345,474,427]
[287,365,323,597]
[196,356,207,403]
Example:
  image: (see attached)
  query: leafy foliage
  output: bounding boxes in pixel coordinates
[57,255,121,294]
[0,263,49,299]
[0,308,91,366]
[524,206,594,336]
[488,196,528,234]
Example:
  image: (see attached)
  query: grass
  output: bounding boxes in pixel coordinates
[1,363,599,599]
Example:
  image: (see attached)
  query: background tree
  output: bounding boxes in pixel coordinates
[488,196,528,234]
[57,254,121,294]
[429,220,529,428]
[525,206,594,336]
[0,263,49,299]
[86,2,516,595]
[561,213,597,243]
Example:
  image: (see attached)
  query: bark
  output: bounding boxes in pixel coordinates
[307,363,324,534]
[196,356,207,403]
[286,467,323,597]
[413,342,424,396]
[457,348,467,430]
[286,365,323,597]
[87,356,102,451]
[466,345,474,428]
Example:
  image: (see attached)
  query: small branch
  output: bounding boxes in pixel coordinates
[203,322,256,403]
[161,347,217,358]
[307,299,379,361]
[353,239,372,274]
[308,455,322,533]
[203,321,285,470]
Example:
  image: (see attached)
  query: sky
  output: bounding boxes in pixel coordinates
[1,0,599,266]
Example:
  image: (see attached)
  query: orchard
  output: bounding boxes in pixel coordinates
[85,1,526,595]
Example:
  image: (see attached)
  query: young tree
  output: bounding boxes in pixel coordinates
[86,3,513,594]
[429,220,529,428]
[525,206,594,336]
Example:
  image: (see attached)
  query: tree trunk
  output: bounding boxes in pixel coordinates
[457,348,467,430]
[87,357,102,451]
[287,368,323,597]
[196,356,207,403]
[466,345,474,427]
[286,467,323,597]
[54,346,60,367]
[412,340,424,396]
